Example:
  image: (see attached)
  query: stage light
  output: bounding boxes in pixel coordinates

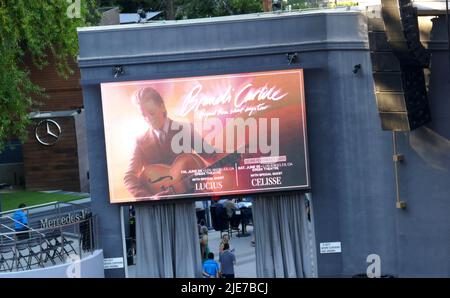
[113,65,125,78]
[286,52,299,65]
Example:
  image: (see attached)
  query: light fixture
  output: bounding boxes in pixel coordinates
[113,65,125,78]
[286,52,299,65]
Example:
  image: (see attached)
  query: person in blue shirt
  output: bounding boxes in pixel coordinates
[219,243,236,278]
[13,203,29,240]
[202,252,220,278]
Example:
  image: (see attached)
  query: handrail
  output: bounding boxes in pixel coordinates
[0,235,14,241]
[0,201,59,216]
[0,213,97,273]
[0,223,14,232]
[0,215,95,237]
[0,200,90,217]
[58,201,90,209]
[0,224,15,241]
[4,216,45,237]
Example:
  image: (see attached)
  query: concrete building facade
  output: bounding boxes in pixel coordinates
[77,8,450,277]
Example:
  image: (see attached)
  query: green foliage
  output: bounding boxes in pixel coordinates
[0,0,98,150]
[99,0,263,20]
[286,0,321,10]
[100,0,163,13]
[175,0,217,19]
[175,0,262,19]
[268,0,358,10]
[327,1,358,8]
[213,0,263,17]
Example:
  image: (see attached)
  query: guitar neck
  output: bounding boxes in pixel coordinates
[206,145,247,170]
[183,151,243,182]
[206,152,241,170]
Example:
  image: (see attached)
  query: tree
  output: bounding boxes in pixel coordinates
[175,0,217,19]
[100,0,163,13]
[0,0,98,150]
[175,0,262,19]
[99,0,263,20]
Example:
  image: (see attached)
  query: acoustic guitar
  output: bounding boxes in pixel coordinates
[139,149,245,196]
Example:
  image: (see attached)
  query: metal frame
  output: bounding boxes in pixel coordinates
[0,205,98,273]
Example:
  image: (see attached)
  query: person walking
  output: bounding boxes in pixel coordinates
[13,203,29,240]
[219,243,236,278]
[202,252,220,278]
[219,233,230,254]
[199,226,210,263]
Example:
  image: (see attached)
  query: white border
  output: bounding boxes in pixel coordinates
[100,69,310,204]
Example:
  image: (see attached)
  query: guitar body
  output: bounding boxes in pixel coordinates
[140,153,207,195]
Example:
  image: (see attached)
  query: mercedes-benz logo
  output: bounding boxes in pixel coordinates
[35,119,62,146]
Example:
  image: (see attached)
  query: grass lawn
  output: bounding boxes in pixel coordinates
[0,191,89,212]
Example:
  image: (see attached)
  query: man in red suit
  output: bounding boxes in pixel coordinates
[124,87,216,199]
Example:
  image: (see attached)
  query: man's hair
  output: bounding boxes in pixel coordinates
[223,243,230,250]
[133,86,167,118]
[18,203,26,209]
[208,252,214,259]
[134,87,165,108]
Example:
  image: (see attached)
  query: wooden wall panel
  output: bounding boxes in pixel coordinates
[22,54,84,191]
[25,56,83,112]
[22,117,81,192]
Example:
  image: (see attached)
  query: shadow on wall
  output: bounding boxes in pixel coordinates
[410,16,450,172]
[410,126,450,172]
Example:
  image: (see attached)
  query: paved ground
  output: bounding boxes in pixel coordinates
[128,226,257,278]
[207,226,257,278]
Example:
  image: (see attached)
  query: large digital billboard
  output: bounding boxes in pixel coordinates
[101,69,309,203]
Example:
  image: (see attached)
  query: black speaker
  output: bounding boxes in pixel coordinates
[381,0,430,67]
[373,67,431,131]
[368,2,431,131]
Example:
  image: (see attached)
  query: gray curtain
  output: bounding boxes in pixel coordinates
[135,202,202,277]
[253,193,317,278]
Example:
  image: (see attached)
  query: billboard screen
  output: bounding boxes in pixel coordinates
[100,69,309,203]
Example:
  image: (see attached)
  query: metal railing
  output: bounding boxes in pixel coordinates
[0,201,90,222]
[0,202,97,273]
